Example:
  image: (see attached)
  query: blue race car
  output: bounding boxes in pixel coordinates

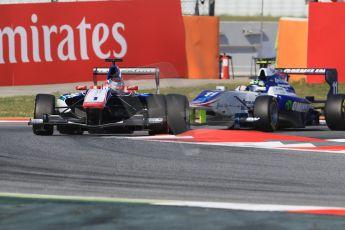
[190,67,343,131]
[29,59,189,135]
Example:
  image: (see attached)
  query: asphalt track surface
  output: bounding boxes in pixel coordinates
[2,122,345,207]
[2,122,345,229]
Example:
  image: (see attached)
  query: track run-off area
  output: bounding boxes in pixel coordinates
[2,120,345,229]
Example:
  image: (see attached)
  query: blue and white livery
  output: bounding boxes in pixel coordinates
[190,67,343,131]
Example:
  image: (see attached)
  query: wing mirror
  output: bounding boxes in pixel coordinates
[127,86,139,91]
[75,85,87,90]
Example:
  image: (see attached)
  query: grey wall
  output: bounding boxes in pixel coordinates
[220,21,278,76]
[215,0,308,17]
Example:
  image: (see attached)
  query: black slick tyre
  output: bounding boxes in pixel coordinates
[325,94,345,130]
[166,94,190,135]
[253,96,279,132]
[57,125,84,135]
[146,95,168,135]
[33,94,55,136]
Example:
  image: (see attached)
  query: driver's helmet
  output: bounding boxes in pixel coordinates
[108,78,125,92]
[107,65,121,80]
[107,65,124,92]
[247,79,266,92]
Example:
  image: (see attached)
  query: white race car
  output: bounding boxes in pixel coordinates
[29,59,189,135]
[190,67,343,131]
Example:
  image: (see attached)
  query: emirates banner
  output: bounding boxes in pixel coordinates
[0,0,187,85]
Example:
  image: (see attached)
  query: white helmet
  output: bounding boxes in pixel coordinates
[108,78,125,92]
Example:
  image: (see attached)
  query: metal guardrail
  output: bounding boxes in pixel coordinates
[181,0,215,16]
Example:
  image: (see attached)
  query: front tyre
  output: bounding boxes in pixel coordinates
[325,94,345,130]
[254,96,279,132]
[33,94,55,136]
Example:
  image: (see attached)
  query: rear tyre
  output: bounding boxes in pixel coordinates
[147,95,168,135]
[254,96,278,132]
[166,94,190,135]
[325,94,345,130]
[33,94,55,136]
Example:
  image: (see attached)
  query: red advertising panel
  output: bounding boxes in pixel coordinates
[308,3,345,83]
[0,0,187,85]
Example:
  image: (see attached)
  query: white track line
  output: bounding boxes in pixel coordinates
[155,200,345,212]
[326,139,345,143]
[0,192,344,213]
[180,141,345,154]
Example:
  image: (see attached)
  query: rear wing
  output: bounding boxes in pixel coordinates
[93,67,160,94]
[275,68,338,98]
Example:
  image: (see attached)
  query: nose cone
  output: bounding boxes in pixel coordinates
[191,90,221,106]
